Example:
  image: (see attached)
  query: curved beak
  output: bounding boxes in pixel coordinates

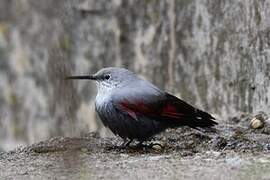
[66,75,96,80]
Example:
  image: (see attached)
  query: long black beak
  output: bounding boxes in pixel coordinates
[66,75,96,80]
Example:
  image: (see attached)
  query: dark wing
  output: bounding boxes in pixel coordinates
[113,92,217,129]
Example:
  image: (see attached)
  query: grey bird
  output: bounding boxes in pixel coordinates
[67,67,217,146]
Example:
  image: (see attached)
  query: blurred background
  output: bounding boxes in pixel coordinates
[0,0,269,151]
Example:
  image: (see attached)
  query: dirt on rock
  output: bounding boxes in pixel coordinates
[1,113,270,180]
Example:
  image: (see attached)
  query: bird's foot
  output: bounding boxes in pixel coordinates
[118,139,133,149]
[114,139,164,150]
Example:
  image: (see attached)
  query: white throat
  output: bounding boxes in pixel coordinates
[95,82,114,107]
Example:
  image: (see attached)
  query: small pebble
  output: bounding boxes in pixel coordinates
[264,144,270,151]
[151,141,165,150]
[81,148,88,152]
[250,117,264,129]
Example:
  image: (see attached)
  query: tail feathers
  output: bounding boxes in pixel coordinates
[185,109,218,129]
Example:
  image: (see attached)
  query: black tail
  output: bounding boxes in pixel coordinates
[185,109,218,129]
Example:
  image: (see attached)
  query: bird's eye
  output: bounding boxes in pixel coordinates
[104,74,111,80]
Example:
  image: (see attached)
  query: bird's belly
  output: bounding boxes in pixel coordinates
[96,103,166,140]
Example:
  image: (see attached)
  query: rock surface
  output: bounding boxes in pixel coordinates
[0,0,270,150]
[1,115,270,179]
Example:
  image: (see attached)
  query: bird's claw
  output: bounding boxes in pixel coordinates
[118,139,133,149]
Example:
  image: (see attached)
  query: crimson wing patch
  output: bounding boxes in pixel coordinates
[118,99,185,121]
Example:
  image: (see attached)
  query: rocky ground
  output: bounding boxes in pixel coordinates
[1,113,270,180]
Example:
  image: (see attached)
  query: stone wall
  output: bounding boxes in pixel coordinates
[0,0,269,150]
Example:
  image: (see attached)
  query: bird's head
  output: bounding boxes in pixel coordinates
[67,67,136,92]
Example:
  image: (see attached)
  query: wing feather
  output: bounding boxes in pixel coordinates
[113,92,217,128]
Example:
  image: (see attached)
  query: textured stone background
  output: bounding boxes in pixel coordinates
[0,0,269,150]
